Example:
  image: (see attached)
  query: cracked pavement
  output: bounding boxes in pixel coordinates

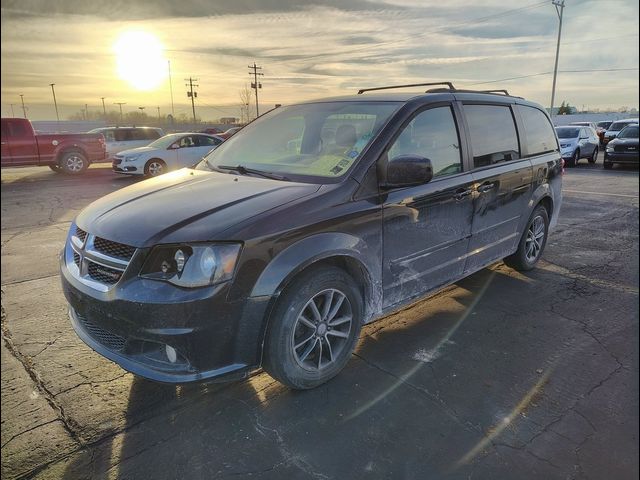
[1,161,638,479]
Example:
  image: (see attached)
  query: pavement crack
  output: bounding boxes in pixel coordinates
[0,419,59,449]
[1,294,85,447]
[352,352,479,434]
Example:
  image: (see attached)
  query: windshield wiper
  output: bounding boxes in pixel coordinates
[217,165,289,181]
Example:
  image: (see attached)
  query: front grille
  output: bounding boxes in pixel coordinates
[87,262,122,284]
[73,252,81,267]
[615,144,638,152]
[76,312,126,352]
[93,237,136,261]
[75,227,87,243]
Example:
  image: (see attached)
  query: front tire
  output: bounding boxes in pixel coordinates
[504,205,549,271]
[144,159,166,177]
[567,149,579,167]
[263,266,363,390]
[588,146,598,163]
[59,151,88,175]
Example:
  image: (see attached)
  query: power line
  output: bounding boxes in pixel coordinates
[466,67,640,86]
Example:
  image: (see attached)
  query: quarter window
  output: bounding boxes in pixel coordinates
[518,106,558,156]
[464,105,520,168]
[387,106,462,178]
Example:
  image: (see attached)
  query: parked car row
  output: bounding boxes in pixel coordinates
[554,118,638,169]
[0,120,244,176]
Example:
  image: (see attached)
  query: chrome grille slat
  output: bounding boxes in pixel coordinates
[65,228,136,291]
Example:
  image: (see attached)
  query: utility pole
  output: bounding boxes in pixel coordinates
[84,104,88,121]
[100,97,106,117]
[185,77,199,123]
[10,104,15,117]
[157,106,161,120]
[168,60,175,116]
[19,94,27,118]
[550,0,565,118]
[49,84,60,122]
[114,102,126,123]
[248,63,264,118]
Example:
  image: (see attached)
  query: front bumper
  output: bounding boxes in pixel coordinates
[60,251,271,383]
[112,158,141,175]
[604,151,640,164]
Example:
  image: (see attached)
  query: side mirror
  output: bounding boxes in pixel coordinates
[382,155,433,188]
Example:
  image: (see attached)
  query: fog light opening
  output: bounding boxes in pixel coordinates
[165,345,177,363]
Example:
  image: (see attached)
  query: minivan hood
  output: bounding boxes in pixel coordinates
[75,169,321,247]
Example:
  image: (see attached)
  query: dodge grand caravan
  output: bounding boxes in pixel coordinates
[61,83,562,389]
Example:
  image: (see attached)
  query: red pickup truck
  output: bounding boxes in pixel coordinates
[1,118,106,174]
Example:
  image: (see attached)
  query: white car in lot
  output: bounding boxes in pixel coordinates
[112,133,224,177]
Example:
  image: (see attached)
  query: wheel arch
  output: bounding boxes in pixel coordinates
[252,233,381,365]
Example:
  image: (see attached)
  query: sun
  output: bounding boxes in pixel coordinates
[114,31,167,90]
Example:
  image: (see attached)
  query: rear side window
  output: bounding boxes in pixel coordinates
[518,106,558,156]
[146,129,162,140]
[114,129,130,141]
[464,105,520,168]
[130,129,150,141]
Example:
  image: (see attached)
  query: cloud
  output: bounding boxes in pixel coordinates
[1,0,638,120]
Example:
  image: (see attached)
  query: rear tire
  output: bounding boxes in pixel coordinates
[504,205,549,271]
[144,159,166,177]
[588,147,597,163]
[59,151,88,175]
[263,266,363,390]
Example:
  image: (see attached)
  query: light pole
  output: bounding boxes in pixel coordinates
[114,102,126,124]
[550,0,565,118]
[10,104,15,117]
[100,97,106,117]
[49,84,60,122]
[19,94,27,118]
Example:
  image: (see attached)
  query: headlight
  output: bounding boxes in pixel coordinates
[124,154,142,162]
[560,143,572,148]
[140,243,241,287]
[606,145,614,152]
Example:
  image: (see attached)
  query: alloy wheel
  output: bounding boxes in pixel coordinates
[65,155,84,172]
[291,288,352,371]
[525,215,545,263]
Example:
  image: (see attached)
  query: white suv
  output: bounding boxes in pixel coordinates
[88,127,164,158]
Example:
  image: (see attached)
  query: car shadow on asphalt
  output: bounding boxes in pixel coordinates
[58,266,566,479]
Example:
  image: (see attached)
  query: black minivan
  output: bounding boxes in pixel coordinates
[61,83,562,389]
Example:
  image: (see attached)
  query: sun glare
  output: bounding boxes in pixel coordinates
[114,31,167,91]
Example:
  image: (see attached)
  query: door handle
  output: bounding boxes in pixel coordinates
[477,183,495,193]
[453,188,473,200]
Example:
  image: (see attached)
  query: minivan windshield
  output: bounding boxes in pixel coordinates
[555,127,580,139]
[197,101,401,181]
[618,125,639,139]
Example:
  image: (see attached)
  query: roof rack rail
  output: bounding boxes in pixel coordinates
[357,82,455,95]
[480,89,511,95]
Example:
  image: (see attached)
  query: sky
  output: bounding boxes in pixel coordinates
[1,0,639,121]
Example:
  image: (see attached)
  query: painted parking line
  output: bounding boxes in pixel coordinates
[563,189,639,199]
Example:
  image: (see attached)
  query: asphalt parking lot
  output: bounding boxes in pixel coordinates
[1,157,638,480]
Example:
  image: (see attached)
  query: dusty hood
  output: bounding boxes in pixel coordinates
[75,168,320,247]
